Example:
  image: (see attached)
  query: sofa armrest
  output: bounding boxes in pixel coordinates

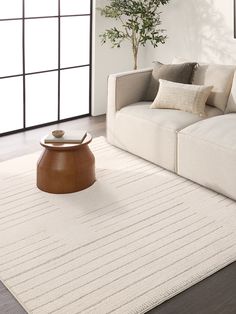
[107,68,152,145]
[107,68,152,112]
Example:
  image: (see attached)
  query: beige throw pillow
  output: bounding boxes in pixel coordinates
[172,57,235,112]
[150,79,213,116]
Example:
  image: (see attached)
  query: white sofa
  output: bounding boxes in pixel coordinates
[107,64,236,200]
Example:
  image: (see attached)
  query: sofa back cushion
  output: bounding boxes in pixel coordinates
[225,71,236,113]
[172,57,235,112]
[145,61,197,101]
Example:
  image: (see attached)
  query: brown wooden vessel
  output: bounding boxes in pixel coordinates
[37,133,95,194]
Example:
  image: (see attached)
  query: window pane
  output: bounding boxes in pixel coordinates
[25,0,58,18]
[61,0,90,15]
[0,0,22,19]
[60,67,89,119]
[25,72,58,127]
[0,77,23,133]
[0,21,22,77]
[25,18,58,73]
[61,16,90,68]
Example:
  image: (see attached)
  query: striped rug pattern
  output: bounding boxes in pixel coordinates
[0,137,236,314]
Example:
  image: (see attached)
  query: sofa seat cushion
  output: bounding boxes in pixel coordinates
[112,102,222,172]
[119,102,222,127]
[178,114,236,200]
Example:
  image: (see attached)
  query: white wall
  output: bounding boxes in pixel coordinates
[92,0,146,116]
[144,0,236,66]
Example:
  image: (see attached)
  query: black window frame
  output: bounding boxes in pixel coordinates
[0,0,92,137]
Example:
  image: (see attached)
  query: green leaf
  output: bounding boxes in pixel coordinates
[98,0,170,68]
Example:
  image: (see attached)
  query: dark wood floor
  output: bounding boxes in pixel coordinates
[0,115,235,314]
[147,262,236,314]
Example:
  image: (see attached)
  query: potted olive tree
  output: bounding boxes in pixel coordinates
[98,0,170,70]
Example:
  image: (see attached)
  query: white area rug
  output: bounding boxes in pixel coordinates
[0,137,236,314]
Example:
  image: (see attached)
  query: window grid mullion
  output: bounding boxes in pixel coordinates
[89,0,93,115]
[22,0,26,128]
[0,64,90,80]
[58,0,61,120]
[0,13,90,22]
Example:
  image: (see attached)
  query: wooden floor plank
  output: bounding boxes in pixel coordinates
[0,282,27,314]
[147,262,236,314]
